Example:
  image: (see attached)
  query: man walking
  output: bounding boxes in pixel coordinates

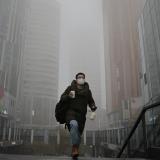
[60,72,97,159]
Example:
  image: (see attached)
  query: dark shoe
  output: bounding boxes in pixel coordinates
[71,145,79,158]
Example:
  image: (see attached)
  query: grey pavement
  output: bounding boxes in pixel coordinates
[0,154,151,160]
[0,154,117,160]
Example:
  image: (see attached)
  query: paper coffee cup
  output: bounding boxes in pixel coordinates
[70,91,75,98]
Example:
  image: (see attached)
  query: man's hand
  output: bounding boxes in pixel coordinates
[91,105,97,112]
[69,91,75,98]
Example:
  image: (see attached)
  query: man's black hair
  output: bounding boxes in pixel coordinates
[75,72,85,79]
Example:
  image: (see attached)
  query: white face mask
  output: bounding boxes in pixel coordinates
[77,78,85,85]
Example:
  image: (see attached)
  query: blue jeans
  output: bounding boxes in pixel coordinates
[69,120,81,146]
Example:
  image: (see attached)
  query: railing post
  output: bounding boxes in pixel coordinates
[127,140,131,157]
[117,101,160,158]
[127,127,131,157]
[2,119,6,140]
[31,129,34,144]
[92,131,96,157]
[142,114,148,153]
[57,127,60,145]
[83,129,86,145]
[118,129,120,145]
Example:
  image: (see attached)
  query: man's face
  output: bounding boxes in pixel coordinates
[76,75,85,85]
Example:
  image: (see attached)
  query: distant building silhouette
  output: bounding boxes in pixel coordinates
[138,0,160,104]
[0,0,27,142]
[103,0,146,127]
[0,0,60,144]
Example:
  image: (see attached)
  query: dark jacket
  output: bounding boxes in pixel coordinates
[60,80,96,135]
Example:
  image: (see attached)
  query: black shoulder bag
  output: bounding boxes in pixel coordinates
[55,98,70,124]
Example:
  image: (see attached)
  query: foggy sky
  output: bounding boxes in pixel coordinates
[57,0,106,110]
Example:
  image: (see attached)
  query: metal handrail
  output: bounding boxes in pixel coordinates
[117,101,160,158]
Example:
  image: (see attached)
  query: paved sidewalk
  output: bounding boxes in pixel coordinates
[0,154,150,160]
[0,154,119,160]
[0,154,115,160]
